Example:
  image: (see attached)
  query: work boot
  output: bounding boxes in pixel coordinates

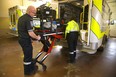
[69,54,75,63]
[24,64,38,75]
[33,65,38,73]
[74,52,76,59]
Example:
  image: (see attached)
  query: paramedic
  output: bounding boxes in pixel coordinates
[65,17,80,63]
[18,6,41,75]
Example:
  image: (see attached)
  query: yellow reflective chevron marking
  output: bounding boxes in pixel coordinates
[87,0,90,4]
[93,0,102,13]
[90,0,104,39]
[91,18,105,39]
[87,0,102,13]
[16,9,23,17]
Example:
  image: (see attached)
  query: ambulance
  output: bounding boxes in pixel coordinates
[58,0,111,54]
[8,5,26,36]
[80,0,111,54]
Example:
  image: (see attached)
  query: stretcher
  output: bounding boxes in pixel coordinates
[33,31,63,71]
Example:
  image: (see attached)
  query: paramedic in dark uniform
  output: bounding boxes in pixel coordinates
[65,17,80,63]
[18,6,41,75]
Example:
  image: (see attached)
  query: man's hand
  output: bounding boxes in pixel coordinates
[37,35,41,40]
[28,31,41,41]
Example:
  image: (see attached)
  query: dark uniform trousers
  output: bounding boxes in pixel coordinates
[66,31,78,63]
[18,38,35,74]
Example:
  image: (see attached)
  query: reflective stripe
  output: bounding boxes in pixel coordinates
[88,0,102,13]
[92,6,103,27]
[16,9,23,17]
[90,0,104,39]
[69,52,74,54]
[91,18,105,39]
[70,30,78,32]
[16,9,23,31]
[93,0,102,13]
[24,62,31,65]
[28,29,33,32]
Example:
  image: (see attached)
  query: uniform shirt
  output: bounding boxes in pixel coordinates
[18,14,33,39]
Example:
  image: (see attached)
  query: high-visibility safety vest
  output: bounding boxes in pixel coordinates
[65,20,79,38]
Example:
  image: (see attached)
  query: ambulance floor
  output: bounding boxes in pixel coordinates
[0,18,116,77]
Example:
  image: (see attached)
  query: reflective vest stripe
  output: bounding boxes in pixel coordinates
[24,62,31,65]
[69,52,74,54]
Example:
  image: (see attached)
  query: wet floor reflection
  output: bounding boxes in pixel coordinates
[0,32,116,77]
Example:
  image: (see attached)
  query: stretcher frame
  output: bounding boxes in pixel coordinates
[34,32,63,71]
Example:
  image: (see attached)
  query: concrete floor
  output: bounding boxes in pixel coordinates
[0,17,116,77]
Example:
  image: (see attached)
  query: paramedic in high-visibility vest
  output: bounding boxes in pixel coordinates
[65,16,80,63]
